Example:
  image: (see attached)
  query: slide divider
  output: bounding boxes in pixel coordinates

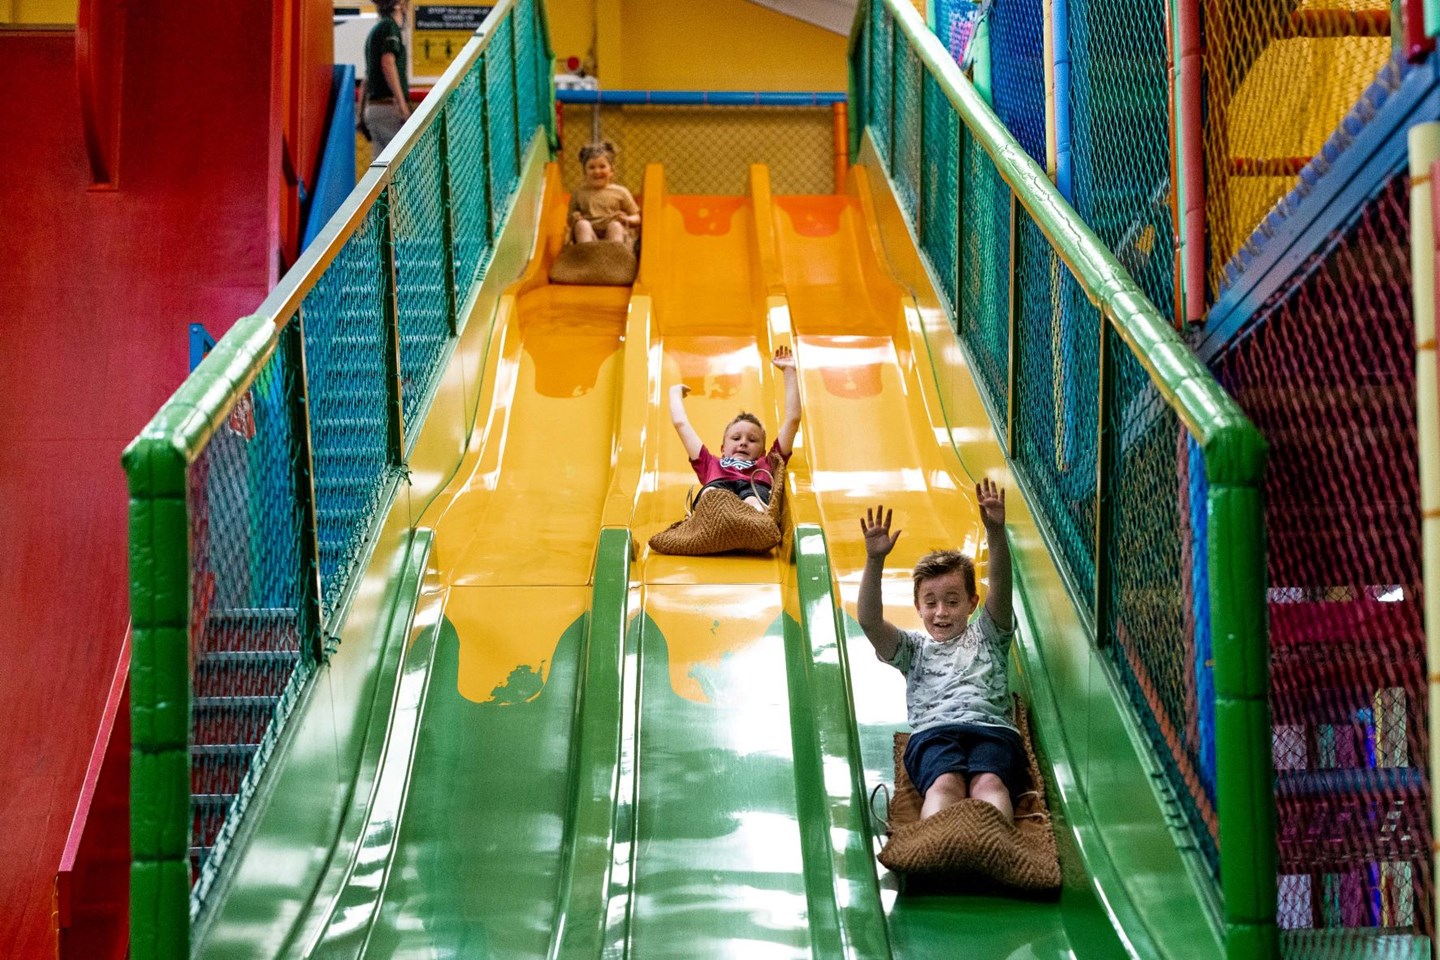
[751,164,893,960]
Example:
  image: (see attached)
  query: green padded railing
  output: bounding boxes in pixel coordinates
[122,1,554,955]
[850,1,1277,957]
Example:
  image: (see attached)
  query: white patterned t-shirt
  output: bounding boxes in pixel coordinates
[882,607,1016,734]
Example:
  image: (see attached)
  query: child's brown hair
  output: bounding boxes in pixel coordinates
[578,139,617,165]
[725,411,766,445]
[911,549,977,604]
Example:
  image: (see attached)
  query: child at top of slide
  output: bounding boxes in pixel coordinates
[568,140,640,245]
[667,346,801,512]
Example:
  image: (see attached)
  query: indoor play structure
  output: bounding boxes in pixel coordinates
[8,0,1436,957]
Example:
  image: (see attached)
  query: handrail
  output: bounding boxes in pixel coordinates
[134,0,533,469]
[125,0,555,952]
[850,1,1275,956]
[855,0,1264,481]
[55,627,131,953]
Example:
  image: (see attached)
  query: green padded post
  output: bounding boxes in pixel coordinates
[125,437,192,960]
[1208,483,1278,960]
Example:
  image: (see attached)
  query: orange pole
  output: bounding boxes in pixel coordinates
[832,102,849,193]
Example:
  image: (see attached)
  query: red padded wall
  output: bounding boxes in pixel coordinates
[0,2,331,955]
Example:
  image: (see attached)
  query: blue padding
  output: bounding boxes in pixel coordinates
[1052,0,1072,201]
[1275,766,1426,798]
[1189,434,1214,803]
[302,65,359,252]
[189,322,216,373]
[556,89,846,106]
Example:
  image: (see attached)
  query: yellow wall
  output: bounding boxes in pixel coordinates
[545,0,848,91]
[0,0,77,24]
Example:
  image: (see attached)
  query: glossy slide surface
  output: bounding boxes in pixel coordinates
[200,164,1197,960]
[623,190,812,957]
[272,172,632,958]
[773,190,1085,958]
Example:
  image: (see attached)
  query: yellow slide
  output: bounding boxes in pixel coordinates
[420,163,630,718]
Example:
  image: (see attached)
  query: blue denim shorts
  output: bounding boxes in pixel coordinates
[902,722,1027,798]
[699,478,773,505]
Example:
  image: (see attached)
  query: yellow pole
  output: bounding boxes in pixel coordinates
[1407,120,1440,938]
[1042,0,1057,181]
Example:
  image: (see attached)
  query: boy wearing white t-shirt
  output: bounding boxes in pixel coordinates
[856,479,1022,821]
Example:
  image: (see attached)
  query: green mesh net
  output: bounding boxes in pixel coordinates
[870,1,893,162]
[486,17,520,232]
[447,70,494,296]
[958,125,1010,417]
[893,37,923,225]
[1014,209,1098,602]
[300,200,395,618]
[390,122,452,435]
[920,71,959,317]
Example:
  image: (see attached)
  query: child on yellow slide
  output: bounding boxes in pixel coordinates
[568,140,640,245]
[667,346,801,512]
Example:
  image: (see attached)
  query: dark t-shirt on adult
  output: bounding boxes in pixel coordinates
[365,17,409,101]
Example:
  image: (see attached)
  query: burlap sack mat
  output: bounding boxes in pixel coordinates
[878,695,1061,893]
[548,239,638,286]
[648,454,787,556]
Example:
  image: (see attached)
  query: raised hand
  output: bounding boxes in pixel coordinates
[976,478,1006,528]
[860,504,902,559]
[772,344,796,370]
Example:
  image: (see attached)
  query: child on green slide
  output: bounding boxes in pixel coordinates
[856,479,1025,822]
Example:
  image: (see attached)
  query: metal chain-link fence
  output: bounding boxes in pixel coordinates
[1210,174,1431,956]
[557,102,836,196]
[1200,0,1394,302]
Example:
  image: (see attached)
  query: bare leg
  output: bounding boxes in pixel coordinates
[919,772,967,820]
[574,219,598,243]
[603,220,628,242]
[742,495,766,512]
[968,772,1013,822]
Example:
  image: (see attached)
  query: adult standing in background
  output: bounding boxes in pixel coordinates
[364,0,411,154]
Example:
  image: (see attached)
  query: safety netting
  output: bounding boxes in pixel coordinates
[125,0,554,942]
[1065,0,1175,320]
[557,102,837,196]
[1209,173,1432,956]
[185,342,310,894]
[1200,0,1396,302]
[854,0,1265,907]
[987,0,1047,167]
